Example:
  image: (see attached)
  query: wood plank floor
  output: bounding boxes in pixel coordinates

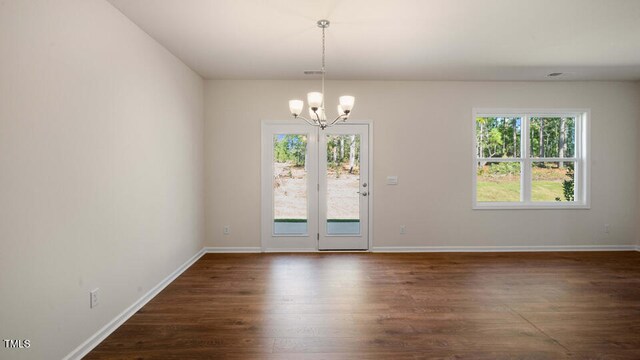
[86,252,640,359]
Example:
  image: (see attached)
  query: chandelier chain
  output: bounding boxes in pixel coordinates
[321,24,326,109]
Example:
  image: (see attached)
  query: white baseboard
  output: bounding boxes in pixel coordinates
[206,247,369,253]
[63,248,206,360]
[263,248,317,252]
[204,246,262,253]
[201,245,640,253]
[372,245,637,252]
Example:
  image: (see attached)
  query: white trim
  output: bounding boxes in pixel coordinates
[372,245,637,253]
[260,119,374,252]
[263,248,320,253]
[263,248,369,253]
[368,121,374,251]
[473,203,590,210]
[63,248,206,360]
[204,247,262,253]
[522,115,530,202]
[474,108,589,117]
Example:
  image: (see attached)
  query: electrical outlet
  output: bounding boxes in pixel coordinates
[400,225,406,235]
[604,224,610,234]
[90,288,99,308]
[223,225,230,235]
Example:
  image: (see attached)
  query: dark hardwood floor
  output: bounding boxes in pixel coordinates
[86,252,640,359]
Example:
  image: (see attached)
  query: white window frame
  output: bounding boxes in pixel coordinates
[472,108,590,210]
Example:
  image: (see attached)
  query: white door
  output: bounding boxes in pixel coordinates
[261,122,369,251]
[319,124,369,250]
[261,123,318,251]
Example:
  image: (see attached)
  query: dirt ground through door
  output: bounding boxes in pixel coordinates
[273,162,360,220]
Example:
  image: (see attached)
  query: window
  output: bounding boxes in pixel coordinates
[473,109,589,209]
[273,134,309,234]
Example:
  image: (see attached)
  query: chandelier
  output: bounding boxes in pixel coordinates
[288,20,355,130]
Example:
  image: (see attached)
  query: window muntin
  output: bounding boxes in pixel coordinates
[473,111,587,209]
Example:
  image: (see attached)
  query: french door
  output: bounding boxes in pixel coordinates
[261,122,370,251]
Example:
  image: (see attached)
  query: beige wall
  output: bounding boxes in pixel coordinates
[0,1,204,359]
[205,80,640,249]
[1,0,638,357]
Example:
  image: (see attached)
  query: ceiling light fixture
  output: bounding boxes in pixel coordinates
[288,20,354,130]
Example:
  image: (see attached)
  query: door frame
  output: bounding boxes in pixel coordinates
[260,119,374,252]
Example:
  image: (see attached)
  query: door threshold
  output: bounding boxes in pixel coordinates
[318,249,369,252]
[262,249,370,253]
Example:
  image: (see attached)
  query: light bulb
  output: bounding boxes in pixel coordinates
[339,95,355,112]
[318,107,326,121]
[337,105,345,116]
[289,100,303,116]
[307,92,323,109]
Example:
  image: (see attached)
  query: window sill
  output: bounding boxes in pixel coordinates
[473,202,590,210]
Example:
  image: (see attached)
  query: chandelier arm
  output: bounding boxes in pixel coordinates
[295,115,317,127]
[313,110,322,123]
[328,115,346,127]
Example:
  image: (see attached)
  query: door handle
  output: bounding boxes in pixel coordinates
[357,191,368,196]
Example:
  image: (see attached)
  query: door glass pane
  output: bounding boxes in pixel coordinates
[476,161,521,202]
[273,134,308,234]
[532,161,575,202]
[326,134,360,235]
[530,117,576,158]
[476,117,522,158]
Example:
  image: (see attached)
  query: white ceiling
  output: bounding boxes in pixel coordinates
[107,0,640,81]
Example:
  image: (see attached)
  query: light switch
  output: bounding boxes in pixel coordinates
[386,176,398,185]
